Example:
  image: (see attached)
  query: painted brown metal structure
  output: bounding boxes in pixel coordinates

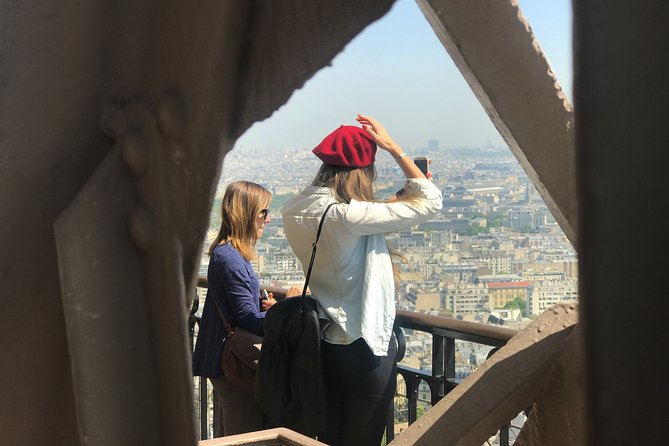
[1,0,668,444]
[0,1,394,444]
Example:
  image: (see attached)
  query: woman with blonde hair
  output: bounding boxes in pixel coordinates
[281,115,443,445]
[193,180,298,436]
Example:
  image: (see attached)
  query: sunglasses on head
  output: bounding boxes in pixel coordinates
[259,208,270,218]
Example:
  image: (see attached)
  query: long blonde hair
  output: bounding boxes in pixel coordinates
[311,164,376,203]
[208,181,271,261]
[311,163,405,283]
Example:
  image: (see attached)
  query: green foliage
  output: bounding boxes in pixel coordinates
[269,192,296,214]
[486,212,505,227]
[416,405,427,419]
[503,296,528,317]
[209,196,222,232]
[463,224,488,236]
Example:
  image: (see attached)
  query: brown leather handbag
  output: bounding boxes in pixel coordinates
[213,301,262,392]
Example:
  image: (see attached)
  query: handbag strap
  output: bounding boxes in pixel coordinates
[208,242,236,337]
[301,202,337,298]
[212,297,235,337]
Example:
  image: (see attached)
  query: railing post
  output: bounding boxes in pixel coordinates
[190,291,210,439]
[444,336,456,392]
[408,377,419,425]
[387,323,406,441]
[432,335,444,404]
[499,424,510,446]
[188,291,199,350]
[432,335,456,404]
[199,376,209,439]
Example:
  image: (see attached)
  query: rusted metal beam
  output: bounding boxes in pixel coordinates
[416,0,577,247]
[390,303,581,445]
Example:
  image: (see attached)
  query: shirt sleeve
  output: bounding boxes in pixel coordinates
[211,250,265,336]
[340,178,443,236]
[223,266,265,336]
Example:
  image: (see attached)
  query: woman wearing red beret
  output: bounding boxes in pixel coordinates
[281,115,443,445]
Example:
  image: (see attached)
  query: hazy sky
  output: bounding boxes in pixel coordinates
[234,0,572,151]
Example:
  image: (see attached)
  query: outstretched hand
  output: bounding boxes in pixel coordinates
[285,286,302,298]
[356,114,399,152]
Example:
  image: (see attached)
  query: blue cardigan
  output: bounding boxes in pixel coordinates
[192,243,265,378]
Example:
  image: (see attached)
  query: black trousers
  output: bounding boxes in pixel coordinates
[319,335,397,446]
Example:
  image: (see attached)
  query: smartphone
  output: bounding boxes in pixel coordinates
[414,156,430,176]
[261,289,269,301]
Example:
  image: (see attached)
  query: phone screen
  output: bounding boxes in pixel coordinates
[414,157,429,175]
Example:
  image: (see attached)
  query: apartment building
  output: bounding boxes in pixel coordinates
[487,281,532,310]
[445,283,490,316]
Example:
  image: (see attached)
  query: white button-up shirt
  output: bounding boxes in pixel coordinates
[281,178,443,356]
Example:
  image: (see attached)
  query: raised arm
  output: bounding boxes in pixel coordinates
[356,114,427,180]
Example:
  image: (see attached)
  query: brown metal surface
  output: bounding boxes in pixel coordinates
[390,303,581,445]
[0,2,395,444]
[416,0,577,246]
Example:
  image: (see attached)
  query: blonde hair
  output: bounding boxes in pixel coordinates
[208,181,271,261]
[311,163,405,283]
[311,164,376,203]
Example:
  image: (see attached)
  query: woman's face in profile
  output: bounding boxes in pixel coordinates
[256,203,271,238]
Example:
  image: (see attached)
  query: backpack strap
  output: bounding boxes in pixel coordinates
[301,202,336,298]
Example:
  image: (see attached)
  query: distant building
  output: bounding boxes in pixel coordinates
[486,281,532,309]
[477,274,523,284]
[445,283,489,316]
[476,251,514,275]
[418,220,452,232]
[522,268,565,282]
[507,210,533,231]
[415,292,442,312]
[449,218,471,234]
[443,198,476,208]
[562,260,579,279]
[529,280,578,315]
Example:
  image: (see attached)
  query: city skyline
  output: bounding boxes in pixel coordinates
[208,145,578,322]
[233,0,572,151]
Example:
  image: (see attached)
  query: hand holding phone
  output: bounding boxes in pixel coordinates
[414,156,430,176]
[260,289,276,311]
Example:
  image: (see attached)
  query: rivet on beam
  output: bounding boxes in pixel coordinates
[129,204,155,251]
[120,128,149,175]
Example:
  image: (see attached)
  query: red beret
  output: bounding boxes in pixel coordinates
[312,125,377,167]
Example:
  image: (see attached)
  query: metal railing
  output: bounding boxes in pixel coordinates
[187,282,212,438]
[389,310,518,444]
[189,278,519,444]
